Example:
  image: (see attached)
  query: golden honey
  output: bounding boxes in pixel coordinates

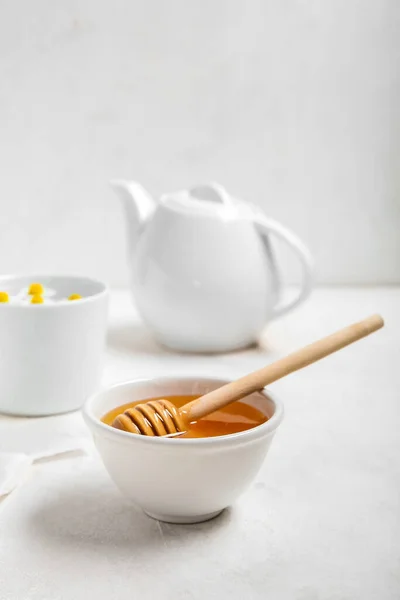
[102,395,268,439]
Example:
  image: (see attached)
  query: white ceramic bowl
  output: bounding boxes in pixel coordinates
[83,377,284,523]
[0,274,108,416]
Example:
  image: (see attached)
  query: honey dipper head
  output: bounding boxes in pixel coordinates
[112,399,187,436]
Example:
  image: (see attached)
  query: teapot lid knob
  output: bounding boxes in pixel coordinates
[189,183,231,206]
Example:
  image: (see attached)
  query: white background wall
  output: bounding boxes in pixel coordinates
[0,0,399,287]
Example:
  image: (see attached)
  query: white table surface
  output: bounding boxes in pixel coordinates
[0,288,399,600]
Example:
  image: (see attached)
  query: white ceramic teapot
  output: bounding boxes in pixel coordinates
[111,181,314,353]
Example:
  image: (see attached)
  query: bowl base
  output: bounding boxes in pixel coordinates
[144,508,224,524]
[0,404,82,418]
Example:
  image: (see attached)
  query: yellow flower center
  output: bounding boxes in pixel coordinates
[28,283,44,295]
[31,294,44,304]
[0,291,9,303]
[68,294,82,301]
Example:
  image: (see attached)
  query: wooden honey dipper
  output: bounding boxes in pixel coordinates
[112,314,384,436]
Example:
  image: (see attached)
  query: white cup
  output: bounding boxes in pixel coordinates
[83,377,284,524]
[0,274,108,416]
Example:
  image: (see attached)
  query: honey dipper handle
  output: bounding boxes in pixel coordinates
[183,314,384,422]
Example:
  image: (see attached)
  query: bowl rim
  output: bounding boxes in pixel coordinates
[0,273,108,308]
[83,376,284,447]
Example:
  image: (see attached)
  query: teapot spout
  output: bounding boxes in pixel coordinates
[110,180,156,256]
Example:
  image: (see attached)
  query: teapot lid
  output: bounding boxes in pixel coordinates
[161,183,236,218]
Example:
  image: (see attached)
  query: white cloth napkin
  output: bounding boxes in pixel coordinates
[0,411,92,499]
[0,453,32,498]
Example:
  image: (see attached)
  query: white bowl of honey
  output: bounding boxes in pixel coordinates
[83,377,283,524]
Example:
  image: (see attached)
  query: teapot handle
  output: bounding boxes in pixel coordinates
[253,213,314,318]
